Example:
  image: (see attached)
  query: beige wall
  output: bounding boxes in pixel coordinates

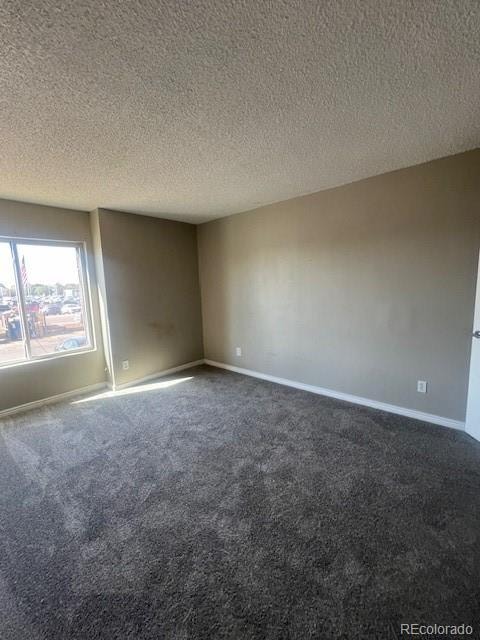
[198,150,480,421]
[2,151,478,418]
[94,209,203,387]
[0,199,106,411]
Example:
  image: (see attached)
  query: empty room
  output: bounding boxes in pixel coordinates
[1,1,479,638]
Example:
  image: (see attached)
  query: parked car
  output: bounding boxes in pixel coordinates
[42,303,62,315]
[55,336,87,351]
[61,303,81,314]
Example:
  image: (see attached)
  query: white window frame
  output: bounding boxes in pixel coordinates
[0,237,95,368]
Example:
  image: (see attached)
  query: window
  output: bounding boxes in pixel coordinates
[0,239,93,366]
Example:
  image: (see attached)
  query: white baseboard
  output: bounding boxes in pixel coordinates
[0,382,107,419]
[113,359,205,391]
[1,359,465,432]
[204,360,465,431]
[0,360,203,417]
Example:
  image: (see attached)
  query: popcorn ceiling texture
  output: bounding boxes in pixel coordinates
[1,0,479,223]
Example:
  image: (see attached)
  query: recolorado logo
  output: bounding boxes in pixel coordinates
[400,624,474,636]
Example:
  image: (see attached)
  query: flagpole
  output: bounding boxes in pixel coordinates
[21,256,30,300]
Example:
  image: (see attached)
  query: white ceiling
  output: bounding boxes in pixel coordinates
[1,1,479,224]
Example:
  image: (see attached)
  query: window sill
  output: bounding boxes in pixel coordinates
[0,346,97,370]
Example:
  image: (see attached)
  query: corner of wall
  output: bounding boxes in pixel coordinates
[194,223,206,360]
[89,209,116,388]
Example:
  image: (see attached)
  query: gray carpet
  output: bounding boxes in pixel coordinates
[0,365,479,639]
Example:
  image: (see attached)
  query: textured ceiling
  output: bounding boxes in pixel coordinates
[1,1,479,223]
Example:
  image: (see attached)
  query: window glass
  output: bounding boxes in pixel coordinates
[0,242,26,364]
[16,244,90,357]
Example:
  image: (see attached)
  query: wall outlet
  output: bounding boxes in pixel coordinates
[235,347,242,357]
[417,380,427,394]
[122,360,130,370]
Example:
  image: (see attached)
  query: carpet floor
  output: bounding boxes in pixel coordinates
[0,365,479,639]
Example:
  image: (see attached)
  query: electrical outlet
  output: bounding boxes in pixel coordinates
[235,347,242,357]
[122,360,130,370]
[417,380,427,394]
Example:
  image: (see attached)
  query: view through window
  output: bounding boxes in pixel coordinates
[0,240,92,365]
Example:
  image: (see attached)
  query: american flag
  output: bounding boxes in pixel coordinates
[21,256,28,290]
